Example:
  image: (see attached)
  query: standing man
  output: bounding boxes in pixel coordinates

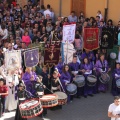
[44,4,52,19]
[108,96,120,120]
[68,11,77,23]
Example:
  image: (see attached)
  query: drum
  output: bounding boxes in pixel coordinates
[66,83,77,95]
[19,98,43,119]
[116,79,120,88]
[40,94,58,108]
[99,72,110,84]
[54,92,67,105]
[74,75,85,87]
[87,75,97,86]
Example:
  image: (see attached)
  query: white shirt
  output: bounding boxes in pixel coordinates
[44,9,52,18]
[97,14,103,21]
[0,28,8,40]
[68,15,77,22]
[108,103,120,120]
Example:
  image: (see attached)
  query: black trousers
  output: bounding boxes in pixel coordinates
[1,97,5,113]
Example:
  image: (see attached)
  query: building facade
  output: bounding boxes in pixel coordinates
[15,0,120,25]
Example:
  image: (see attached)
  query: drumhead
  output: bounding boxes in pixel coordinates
[66,83,77,91]
[54,92,67,99]
[20,100,38,109]
[75,75,85,81]
[40,95,57,101]
[99,73,110,84]
[87,75,97,83]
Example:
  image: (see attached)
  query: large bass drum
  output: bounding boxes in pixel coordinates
[74,75,85,87]
[19,98,43,118]
[66,83,77,95]
[87,75,97,86]
[99,73,110,84]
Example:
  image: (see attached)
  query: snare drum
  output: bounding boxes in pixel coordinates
[74,75,85,87]
[54,92,67,105]
[19,98,43,118]
[116,79,120,88]
[40,94,58,108]
[87,75,97,86]
[66,83,77,95]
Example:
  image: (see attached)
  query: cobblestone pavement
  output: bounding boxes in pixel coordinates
[1,92,113,120]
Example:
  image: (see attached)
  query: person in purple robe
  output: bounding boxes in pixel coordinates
[80,57,95,97]
[81,50,95,63]
[69,55,82,98]
[55,56,64,74]
[22,67,37,94]
[111,62,120,96]
[95,48,101,62]
[60,64,72,102]
[94,53,111,92]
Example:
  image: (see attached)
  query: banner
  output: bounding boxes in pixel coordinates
[100,27,114,49]
[83,28,99,50]
[24,48,39,67]
[63,24,76,43]
[5,50,21,70]
[44,42,61,68]
[61,42,76,64]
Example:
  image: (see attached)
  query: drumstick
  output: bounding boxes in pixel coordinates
[58,79,65,93]
[24,89,35,98]
[45,87,54,94]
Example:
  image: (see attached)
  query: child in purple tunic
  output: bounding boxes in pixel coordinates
[94,53,111,92]
[60,64,72,102]
[69,55,82,98]
[111,62,120,96]
[80,57,95,97]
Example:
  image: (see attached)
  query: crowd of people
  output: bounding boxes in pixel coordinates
[0,0,120,120]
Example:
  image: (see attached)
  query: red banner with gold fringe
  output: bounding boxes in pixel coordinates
[44,42,61,68]
[83,28,99,50]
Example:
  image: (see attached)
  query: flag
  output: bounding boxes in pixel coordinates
[84,28,99,50]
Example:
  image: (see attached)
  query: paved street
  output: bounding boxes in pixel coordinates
[1,92,113,120]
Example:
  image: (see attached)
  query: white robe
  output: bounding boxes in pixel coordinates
[5,74,19,111]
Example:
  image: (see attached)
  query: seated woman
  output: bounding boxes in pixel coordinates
[80,57,95,97]
[60,64,72,102]
[94,53,111,93]
[111,62,120,96]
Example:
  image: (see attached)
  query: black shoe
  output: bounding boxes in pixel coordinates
[77,96,81,99]
[84,95,87,98]
[97,91,100,94]
[89,94,94,97]
[101,91,106,93]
